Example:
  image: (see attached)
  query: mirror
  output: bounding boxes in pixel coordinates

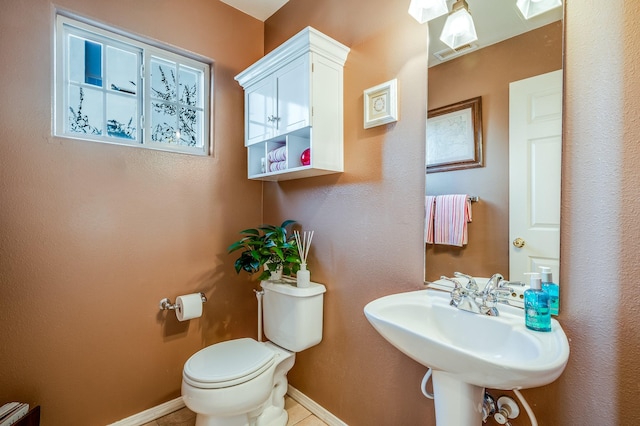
[424,1,563,285]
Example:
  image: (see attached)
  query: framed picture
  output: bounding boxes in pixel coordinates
[364,79,398,129]
[426,96,483,173]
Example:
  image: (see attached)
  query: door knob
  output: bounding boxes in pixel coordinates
[513,238,525,248]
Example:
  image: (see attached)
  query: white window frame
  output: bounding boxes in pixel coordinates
[54,13,212,156]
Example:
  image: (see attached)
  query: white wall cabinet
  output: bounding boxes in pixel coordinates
[235,27,350,181]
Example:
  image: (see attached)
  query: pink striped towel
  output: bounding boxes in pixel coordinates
[434,194,473,246]
[425,196,436,244]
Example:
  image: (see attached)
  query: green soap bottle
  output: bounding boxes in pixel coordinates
[540,266,559,316]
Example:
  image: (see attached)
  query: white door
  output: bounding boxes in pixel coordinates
[509,70,562,283]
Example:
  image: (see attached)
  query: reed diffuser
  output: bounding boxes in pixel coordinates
[294,230,313,288]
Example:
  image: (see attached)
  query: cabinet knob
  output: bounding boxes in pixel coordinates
[267,115,280,123]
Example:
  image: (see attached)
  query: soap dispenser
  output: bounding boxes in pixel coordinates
[524,273,551,332]
[540,266,559,316]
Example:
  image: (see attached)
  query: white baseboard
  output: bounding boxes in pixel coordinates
[107,397,185,426]
[287,385,348,426]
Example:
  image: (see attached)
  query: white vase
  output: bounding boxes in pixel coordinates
[296,264,310,288]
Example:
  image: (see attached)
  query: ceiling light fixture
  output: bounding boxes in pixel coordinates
[408,0,449,24]
[516,0,562,20]
[439,0,478,50]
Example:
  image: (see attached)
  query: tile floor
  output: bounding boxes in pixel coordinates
[142,396,327,426]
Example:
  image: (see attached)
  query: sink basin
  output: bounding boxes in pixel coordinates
[364,289,569,390]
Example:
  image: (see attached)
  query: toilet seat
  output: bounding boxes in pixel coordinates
[183,338,275,389]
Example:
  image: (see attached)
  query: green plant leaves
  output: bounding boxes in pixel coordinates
[280,219,296,228]
[227,220,302,280]
[239,228,261,235]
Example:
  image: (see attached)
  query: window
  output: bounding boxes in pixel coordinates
[55,14,211,155]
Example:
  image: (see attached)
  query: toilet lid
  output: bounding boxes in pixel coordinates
[183,338,275,389]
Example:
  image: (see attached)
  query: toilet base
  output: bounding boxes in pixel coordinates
[254,405,287,426]
[255,342,295,426]
[195,414,250,426]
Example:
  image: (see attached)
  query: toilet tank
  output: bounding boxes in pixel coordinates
[261,281,326,352]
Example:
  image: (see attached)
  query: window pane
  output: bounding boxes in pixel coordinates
[179,107,202,147]
[107,46,138,95]
[151,101,178,144]
[151,58,176,102]
[84,40,103,87]
[179,66,201,108]
[107,93,137,140]
[68,35,86,84]
[68,86,103,135]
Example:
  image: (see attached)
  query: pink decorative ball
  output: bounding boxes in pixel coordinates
[300,148,311,166]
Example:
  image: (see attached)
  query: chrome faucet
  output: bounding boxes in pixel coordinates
[442,272,522,316]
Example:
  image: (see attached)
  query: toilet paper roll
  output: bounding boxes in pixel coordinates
[176,293,203,321]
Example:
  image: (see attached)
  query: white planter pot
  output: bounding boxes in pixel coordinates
[264,261,283,281]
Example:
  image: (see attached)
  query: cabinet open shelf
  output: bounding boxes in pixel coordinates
[247,127,342,181]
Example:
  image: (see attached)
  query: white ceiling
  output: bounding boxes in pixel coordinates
[220,0,290,21]
[220,0,562,65]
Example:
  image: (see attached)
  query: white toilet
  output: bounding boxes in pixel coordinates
[182,280,326,426]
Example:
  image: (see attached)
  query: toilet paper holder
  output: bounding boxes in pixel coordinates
[159,293,207,311]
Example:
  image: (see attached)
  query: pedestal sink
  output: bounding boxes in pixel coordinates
[364,289,569,425]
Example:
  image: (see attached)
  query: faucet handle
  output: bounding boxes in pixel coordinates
[454,272,478,291]
[440,275,463,289]
[482,286,511,307]
[441,276,467,308]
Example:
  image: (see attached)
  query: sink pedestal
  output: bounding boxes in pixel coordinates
[432,371,484,425]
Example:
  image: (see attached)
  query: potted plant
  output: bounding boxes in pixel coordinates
[227,220,301,281]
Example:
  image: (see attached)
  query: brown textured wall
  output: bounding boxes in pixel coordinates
[264,2,431,424]
[425,23,562,282]
[263,2,431,424]
[265,1,640,426]
[0,1,264,424]
[561,0,640,423]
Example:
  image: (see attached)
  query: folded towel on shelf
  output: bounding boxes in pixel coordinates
[269,161,287,172]
[267,146,287,163]
[425,195,436,244]
[434,194,473,247]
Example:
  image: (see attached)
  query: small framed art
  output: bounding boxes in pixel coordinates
[363,79,398,129]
